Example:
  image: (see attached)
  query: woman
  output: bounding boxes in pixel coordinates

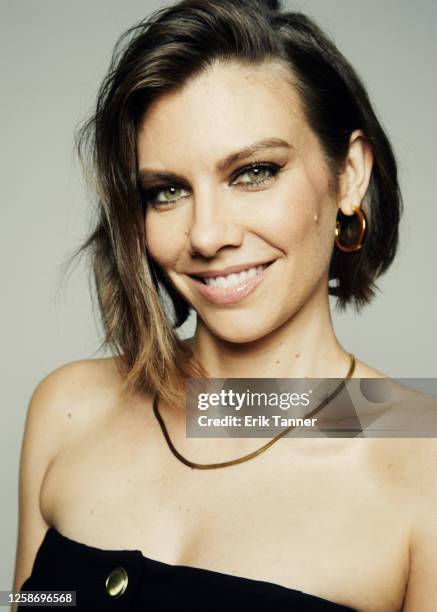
[12,0,436,610]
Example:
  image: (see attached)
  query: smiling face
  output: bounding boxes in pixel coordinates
[137,60,340,343]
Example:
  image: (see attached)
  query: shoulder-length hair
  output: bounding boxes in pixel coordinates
[72,0,402,405]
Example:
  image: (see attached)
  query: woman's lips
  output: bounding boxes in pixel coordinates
[187,261,274,305]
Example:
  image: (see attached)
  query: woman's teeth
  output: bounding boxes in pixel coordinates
[203,265,267,288]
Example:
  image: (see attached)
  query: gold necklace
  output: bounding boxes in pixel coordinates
[153,353,356,470]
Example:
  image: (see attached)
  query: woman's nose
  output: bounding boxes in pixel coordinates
[186,188,243,258]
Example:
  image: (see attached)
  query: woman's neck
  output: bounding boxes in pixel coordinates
[188,289,350,380]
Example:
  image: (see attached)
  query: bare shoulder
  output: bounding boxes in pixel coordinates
[353,357,437,436]
[398,438,437,498]
[31,355,124,401]
[362,438,437,598]
[12,356,133,597]
[40,355,125,404]
[21,356,126,467]
[356,413,437,609]
[401,438,437,611]
[353,357,388,378]
[32,356,128,435]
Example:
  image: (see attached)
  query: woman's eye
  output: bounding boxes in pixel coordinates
[232,163,280,187]
[141,162,281,208]
[142,185,190,207]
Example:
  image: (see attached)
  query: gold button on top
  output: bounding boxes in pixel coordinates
[105,566,129,598]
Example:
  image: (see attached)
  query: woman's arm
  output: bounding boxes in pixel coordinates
[10,362,86,610]
[402,439,437,611]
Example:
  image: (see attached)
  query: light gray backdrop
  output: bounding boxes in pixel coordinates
[1,0,436,590]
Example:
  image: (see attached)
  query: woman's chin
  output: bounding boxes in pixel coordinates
[203,319,274,345]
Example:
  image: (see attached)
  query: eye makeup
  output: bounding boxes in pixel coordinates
[139,160,285,208]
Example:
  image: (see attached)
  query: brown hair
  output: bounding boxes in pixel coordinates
[69,0,402,405]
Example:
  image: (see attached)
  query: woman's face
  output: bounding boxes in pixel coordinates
[137,60,339,343]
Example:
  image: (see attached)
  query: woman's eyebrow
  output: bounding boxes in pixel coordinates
[138,137,292,184]
[216,137,293,172]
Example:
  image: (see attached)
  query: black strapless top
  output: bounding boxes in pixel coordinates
[19,527,356,611]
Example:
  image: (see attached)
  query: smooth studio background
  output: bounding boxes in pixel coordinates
[1,0,436,590]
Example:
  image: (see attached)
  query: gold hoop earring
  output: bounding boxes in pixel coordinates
[335,207,367,253]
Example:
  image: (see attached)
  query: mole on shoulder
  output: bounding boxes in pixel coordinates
[67,412,71,418]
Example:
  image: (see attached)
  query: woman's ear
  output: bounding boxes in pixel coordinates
[338,129,374,216]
